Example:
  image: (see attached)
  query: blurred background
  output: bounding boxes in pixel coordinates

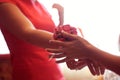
[0,0,120,80]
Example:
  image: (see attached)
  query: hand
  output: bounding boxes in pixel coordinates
[66,58,104,75]
[49,54,105,75]
[85,59,105,75]
[49,25,105,75]
[48,32,90,59]
[66,59,105,75]
[66,58,86,70]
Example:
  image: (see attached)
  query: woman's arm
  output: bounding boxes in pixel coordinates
[89,45,120,75]
[46,31,120,75]
[0,3,57,48]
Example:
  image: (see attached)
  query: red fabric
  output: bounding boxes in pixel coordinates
[0,54,10,60]
[0,0,64,80]
[0,0,11,2]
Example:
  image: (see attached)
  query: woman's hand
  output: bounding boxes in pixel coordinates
[47,31,105,75]
[85,59,105,75]
[47,31,91,59]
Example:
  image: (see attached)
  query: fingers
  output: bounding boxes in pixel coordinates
[55,56,105,75]
[49,53,65,58]
[56,57,68,63]
[87,61,96,75]
[49,40,67,47]
[86,59,105,76]
[86,59,100,76]
[65,58,86,70]
[75,60,86,70]
[66,59,77,69]
[92,61,105,75]
[56,56,76,64]
[92,61,101,75]
[66,59,86,70]
[99,64,105,75]
[46,48,63,53]
[61,31,78,40]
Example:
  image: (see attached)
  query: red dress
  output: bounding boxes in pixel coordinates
[0,0,65,80]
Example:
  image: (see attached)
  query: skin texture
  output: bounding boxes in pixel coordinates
[0,3,58,48]
[0,2,105,76]
[46,31,120,75]
[52,3,105,75]
[0,2,66,80]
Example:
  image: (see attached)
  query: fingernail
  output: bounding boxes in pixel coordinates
[48,55,54,61]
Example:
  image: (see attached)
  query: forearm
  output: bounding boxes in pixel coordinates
[20,29,58,48]
[89,45,120,75]
[0,3,58,49]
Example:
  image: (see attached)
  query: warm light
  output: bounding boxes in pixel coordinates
[57,0,120,55]
[0,0,120,80]
[1,0,120,55]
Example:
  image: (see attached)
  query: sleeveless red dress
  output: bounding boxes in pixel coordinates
[0,0,65,80]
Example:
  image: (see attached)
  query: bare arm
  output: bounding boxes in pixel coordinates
[0,3,57,48]
[46,31,120,75]
[89,46,120,75]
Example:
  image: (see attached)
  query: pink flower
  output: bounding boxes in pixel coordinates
[53,24,77,41]
[53,24,80,70]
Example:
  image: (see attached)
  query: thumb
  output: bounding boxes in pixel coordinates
[61,31,77,40]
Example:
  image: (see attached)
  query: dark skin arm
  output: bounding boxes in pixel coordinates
[52,3,104,75]
[46,31,120,75]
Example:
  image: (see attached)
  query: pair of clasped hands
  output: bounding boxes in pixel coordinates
[47,25,105,76]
